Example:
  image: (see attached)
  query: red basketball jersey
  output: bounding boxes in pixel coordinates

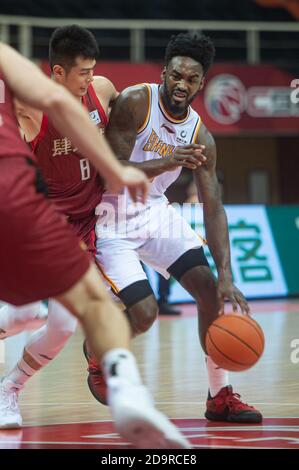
[0,71,33,161]
[30,83,107,221]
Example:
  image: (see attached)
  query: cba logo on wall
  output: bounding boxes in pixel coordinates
[204,74,246,124]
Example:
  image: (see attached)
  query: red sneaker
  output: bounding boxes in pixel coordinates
[83,340,108,405]
[205,385,262,423]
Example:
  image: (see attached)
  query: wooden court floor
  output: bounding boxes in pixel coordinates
[1,299,299,449]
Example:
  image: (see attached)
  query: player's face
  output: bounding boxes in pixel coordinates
[58,57,96,98]
[161,56,204,117]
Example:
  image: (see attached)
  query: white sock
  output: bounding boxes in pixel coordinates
[4,357,36,390]
[102,349,142,386]
[4,301,76,392]
[25,300,77,366]
[206,355,229,397]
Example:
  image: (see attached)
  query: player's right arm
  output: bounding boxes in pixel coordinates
[0,43,148,201]
[106,84,206,179]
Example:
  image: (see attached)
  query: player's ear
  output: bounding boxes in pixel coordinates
[161,67,166,82]
[52,64,65,80]
[199,76,205,90]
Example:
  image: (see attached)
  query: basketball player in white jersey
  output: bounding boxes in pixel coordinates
[91,32,263,423]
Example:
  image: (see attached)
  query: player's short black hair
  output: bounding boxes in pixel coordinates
[49,25,99,70]
[164,32,215,75]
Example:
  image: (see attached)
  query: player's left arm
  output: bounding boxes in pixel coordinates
[193,123,249,315]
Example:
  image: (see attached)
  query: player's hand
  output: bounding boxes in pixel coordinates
[169,144,207,170]
[113,166,149,203]
[217,276,250,316]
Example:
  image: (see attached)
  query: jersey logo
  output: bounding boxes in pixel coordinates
[143,128,176,158]
[52,137,77,157]
[176,129,188,145]
[176,129,188,144]
[89,109,101,125]
[161,123,175,134]
[180,130,187,138]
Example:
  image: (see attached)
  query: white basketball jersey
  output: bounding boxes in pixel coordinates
[100,83,202,212]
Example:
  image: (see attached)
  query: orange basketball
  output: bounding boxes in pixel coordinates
[205,314,265,372]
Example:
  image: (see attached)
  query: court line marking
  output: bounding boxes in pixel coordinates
[19,401,299,406]
[21,416,299,428]
[1,439,298,450]
[0,443,297,449]
[193,444,299,449]
[0,441,129,446]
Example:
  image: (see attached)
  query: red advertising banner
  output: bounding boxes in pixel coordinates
[201,64,299,135]
[41,62,299,135]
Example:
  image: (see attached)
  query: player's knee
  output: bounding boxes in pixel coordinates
[13,302,42,325]
[56,266,111,321]
[56,321,77,341]
[129,297,158,334]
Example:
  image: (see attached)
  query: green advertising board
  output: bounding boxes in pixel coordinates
[145,204,299,301]
[266,206,299,296]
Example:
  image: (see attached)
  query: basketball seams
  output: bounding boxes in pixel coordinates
[230,315,264,343]
[206,314,265,371]
[212,323,261,357]
[206,331,254,367]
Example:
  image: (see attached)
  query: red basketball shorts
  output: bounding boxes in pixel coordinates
[0,157,90,305]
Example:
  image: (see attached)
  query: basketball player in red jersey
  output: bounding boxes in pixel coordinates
[18,25,116,254]
[0,42,190,448]
[0,26,117,417]
[0,26,125,419]
[1,26,116,328]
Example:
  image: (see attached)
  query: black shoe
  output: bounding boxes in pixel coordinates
[158,302,181,316]
[205,385,263,423]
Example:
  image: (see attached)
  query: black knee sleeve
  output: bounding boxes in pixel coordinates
[168,247,209,282]
[117,280,154,308]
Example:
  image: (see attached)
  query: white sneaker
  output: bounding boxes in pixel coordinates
[107,378,190,449]
[0,379,22,429]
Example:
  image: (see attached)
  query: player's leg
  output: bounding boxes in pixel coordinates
[178,262,262,423]
[0,300,77,428]
[1,222,98,421]
[56,263,189,449]
[158,206,262,425]
[0,302,47,339]
[0,159,189,447]
[86,239,158,404]
[144,204,262,424]
[96,238,159,336]
[83,286,158,403]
